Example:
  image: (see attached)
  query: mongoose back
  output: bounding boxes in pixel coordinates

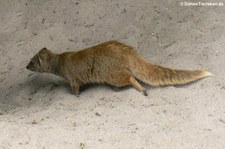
[26,40,212,96]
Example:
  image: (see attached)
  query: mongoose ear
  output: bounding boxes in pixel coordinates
[41,47,48,52]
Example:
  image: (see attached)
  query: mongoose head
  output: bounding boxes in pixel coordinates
[26,48,55,73]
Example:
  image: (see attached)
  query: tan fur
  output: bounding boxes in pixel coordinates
[26,40,212,96]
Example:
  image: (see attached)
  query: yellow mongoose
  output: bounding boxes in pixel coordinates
[26,40,212,96]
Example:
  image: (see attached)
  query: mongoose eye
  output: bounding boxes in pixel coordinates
[34,55,41,66]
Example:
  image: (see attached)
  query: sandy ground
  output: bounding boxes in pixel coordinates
[0,0,225,148]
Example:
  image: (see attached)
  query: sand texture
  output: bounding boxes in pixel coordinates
[0,0,225,149]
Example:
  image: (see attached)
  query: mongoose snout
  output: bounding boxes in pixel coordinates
[26,61,35,71]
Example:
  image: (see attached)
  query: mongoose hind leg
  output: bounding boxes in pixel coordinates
[129,77,148,96]
[106,74,147,96]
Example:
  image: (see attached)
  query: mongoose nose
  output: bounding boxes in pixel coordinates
[26,65,29,70]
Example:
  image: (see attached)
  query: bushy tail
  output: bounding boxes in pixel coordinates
[130,58,212,86]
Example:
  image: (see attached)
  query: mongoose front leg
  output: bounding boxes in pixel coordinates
[70,80,80,96]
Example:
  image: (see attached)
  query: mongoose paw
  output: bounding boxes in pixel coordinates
[112,86,121,92]
[143,89,148,96]
[71,90,80,97]
[75,94,80,97]
[72,91,80,97]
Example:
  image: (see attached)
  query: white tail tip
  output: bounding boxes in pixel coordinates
[203,71,213,77]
